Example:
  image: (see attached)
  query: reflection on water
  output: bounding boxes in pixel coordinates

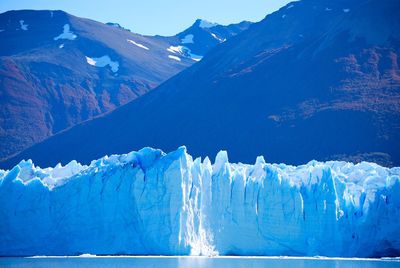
[0,257,399,268]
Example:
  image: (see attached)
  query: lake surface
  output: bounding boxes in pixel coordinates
[0,257,399,268]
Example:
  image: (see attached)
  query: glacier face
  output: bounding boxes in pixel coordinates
[0,147,399,257]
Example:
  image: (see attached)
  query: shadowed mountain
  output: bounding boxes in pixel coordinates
[2,0,399,169]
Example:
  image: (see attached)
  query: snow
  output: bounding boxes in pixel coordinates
[325,8,332,11]
[54,24,77,41]
[59,44,64,49]
[167,45,184,54]
[199,20,218,29]
[0,29,4,33]
[181,34,194,44]
[168,55,181,61]
[210,33,226,43]
[19,20,28,31]
[127,39,149,50]
[167,46,202,62]
[85,55,119,73]
[188,53,202,62]
[343,9,350,13]
[0,147,399,257]
[282,14,287,19]
[287,4,294,9]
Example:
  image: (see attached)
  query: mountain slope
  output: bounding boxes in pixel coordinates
[0,10,250,160]
[2,0,399,168]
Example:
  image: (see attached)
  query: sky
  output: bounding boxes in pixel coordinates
[0,0,292,36]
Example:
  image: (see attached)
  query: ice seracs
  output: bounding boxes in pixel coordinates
[127,39,149,50]
[85,55,119,73]
[0,147,399,257]
[54,24,77,40]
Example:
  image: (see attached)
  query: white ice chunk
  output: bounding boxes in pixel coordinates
[127,39,149,50]
[86,55,119,72]
[54,24,77,40]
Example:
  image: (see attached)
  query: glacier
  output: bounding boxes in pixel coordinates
[0,146,399,257]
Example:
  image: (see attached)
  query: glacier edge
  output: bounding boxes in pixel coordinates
[0,146,399,257]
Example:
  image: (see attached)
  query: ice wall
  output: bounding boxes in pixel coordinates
[0,146,399,257]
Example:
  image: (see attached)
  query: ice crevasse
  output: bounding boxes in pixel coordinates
[0,146,399,257]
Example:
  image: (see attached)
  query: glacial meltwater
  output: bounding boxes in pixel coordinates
[0,257,399,268]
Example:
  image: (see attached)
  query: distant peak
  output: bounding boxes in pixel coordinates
[194,19,218,29]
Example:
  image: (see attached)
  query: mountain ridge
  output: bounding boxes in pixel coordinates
[1,0,399,168]
[0,9,251,161]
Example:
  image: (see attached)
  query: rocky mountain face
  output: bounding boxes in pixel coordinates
[0,10,250,161]
[1,0,399,168]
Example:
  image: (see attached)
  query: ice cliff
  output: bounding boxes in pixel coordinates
[0,147,399,257]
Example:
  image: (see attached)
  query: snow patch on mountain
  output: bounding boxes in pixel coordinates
[85,55,119,73]
[189,53,202,62]
[181,34,194,44]
[199,20,218,29]
[127,39,149,50]
[0,147,399,257]
[167,46,203,62]
[343,9,350,13]
[19,20,28,31]
[167,45,183,54]
[59,44,64,49]
[54,24,77,40]
[210,33,226,42]
[168,55,181,61]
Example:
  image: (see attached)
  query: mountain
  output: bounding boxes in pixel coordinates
[2,0,400,169]
[174,19,252,57]
[1,147,399,257]
[0,10,250,161]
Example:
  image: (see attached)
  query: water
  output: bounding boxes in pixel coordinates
[0,257,399,268]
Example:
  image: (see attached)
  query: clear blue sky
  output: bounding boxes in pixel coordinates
[0,0,292,36]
